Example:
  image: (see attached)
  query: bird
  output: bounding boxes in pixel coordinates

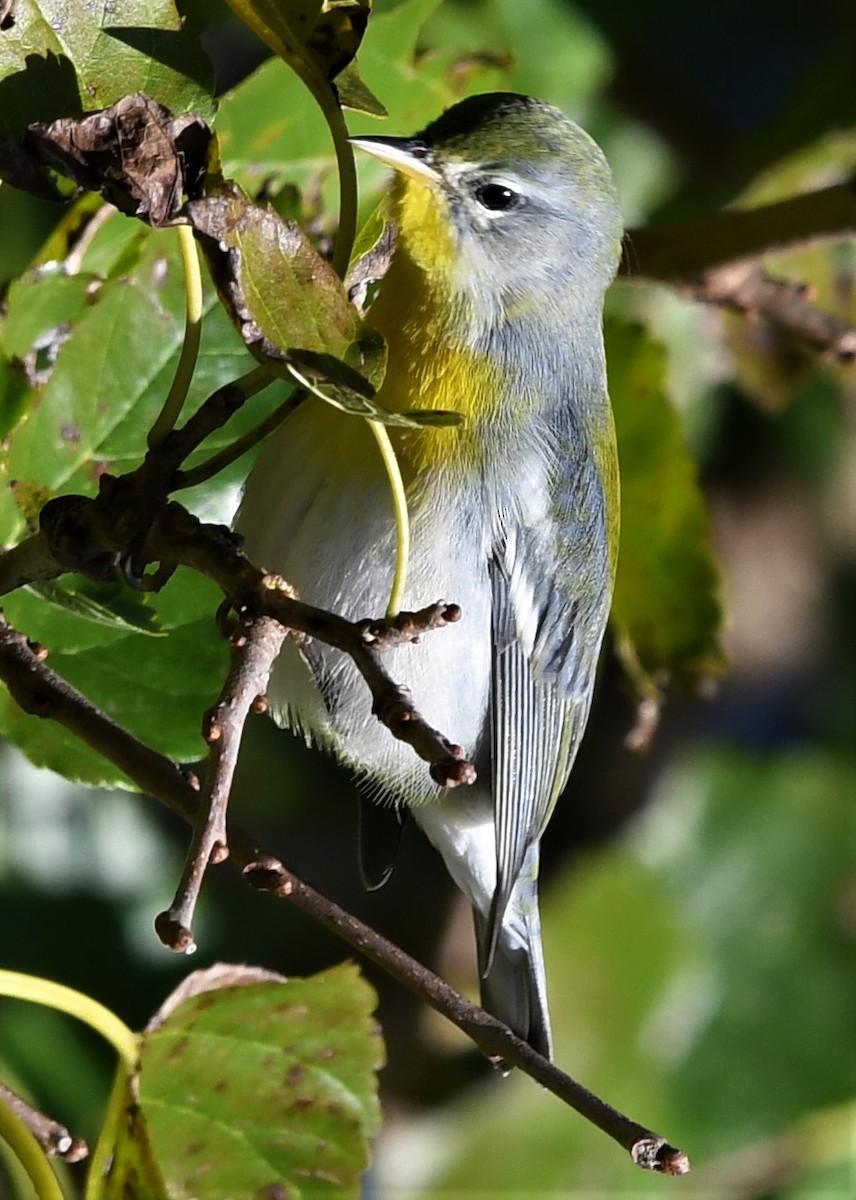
[236,91,623,1060]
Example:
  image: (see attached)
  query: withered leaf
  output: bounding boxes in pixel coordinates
[23,93,211,224]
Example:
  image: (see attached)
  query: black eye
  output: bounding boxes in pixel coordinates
[475,183,519,212]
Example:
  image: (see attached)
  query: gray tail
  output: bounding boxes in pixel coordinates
[474,875,552,1061]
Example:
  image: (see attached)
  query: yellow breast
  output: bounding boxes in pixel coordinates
[365,177,506,475]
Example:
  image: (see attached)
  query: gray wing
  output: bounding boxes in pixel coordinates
[485,419,615,967]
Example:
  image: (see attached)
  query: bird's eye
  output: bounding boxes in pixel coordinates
[474,183,519,212]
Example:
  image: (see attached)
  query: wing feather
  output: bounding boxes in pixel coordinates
[483,412,614,969]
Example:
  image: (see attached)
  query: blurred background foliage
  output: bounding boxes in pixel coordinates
[1,0,855,1196]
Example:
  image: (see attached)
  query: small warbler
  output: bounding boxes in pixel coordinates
[237,93,623,1059]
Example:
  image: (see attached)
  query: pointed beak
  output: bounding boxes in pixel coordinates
[349,135,439,183]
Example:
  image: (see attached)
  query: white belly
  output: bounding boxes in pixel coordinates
[236,398,493,807]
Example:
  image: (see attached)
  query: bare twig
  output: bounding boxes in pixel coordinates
[143,507,473,780]
[155,613,286,953]
[624,180,856,362]
[0,1081,88,1163]
[680,262,856,363]
[352,602,476,788]
[2,500,475,785]
[0,616,200,801]
[0,618,689,1174]
[244,859,689,1175]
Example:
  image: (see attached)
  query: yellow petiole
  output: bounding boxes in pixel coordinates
[148,224,204,448]
[367,419,410,622]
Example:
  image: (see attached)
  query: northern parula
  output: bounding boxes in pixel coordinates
[237,92,623,1059]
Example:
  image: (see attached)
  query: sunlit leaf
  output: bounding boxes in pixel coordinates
[0,229,286,784]
[0,0,214,141]
[187,182,386,384]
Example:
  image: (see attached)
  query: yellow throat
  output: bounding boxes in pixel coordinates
[365,175,506,471]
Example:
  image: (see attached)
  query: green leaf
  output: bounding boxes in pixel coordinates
[346,0,451,135]
[0,233,191,525]
[214,0,502,204]
[24,579,167,636]
[0,0,215,141]
[336,58,388,117]
[185,190,459,427]
[187,183,387,391]
[139,963,384,1200]
[420,0,610,115]
[34,199,149,281]
[607,318,725,693]
[0,226,275,530]
[0,570,227,785]
[0,346,30,442]
[0,227,286,785]
[0,265,100,361]
[215,57,335,198]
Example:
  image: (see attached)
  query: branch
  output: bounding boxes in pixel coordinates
[0,617,689,1175]
[0,1081,88,1163]
[623,179,856,362]
[246,861,689,1175]
[155,613,286,953]
[624,179,856,280]
[142,505,474,784]
[679,262,856,363]
[0,617,200,802]
[2,498,475,787]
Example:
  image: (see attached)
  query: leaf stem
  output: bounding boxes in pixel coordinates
[175,374,296,490]
[82,1070,130,1200]
[148,225,204,448]
[367,421,410,621]
[0,971,138,1073]
[284,362,411,620]
[287,61,357,277]
[0,1099,65,1200]
[325,96,359,278]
